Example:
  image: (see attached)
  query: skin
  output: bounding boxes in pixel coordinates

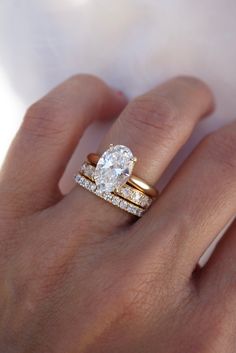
[0,74,236,353]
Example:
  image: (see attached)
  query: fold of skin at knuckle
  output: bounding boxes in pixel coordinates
[23,100,68,142]
[122,95,181,145]
[22,75,110,143]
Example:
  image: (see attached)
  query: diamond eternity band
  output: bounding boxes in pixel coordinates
[74,173,145,217]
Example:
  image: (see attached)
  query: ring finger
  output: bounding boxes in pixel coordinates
[63,76,214,230]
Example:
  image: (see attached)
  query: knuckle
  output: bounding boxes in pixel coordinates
[124,94,179,140]
[23,74,107,141]
[23,98,66,140]
[203,129,236,173]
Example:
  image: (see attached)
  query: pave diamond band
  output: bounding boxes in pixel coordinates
[74,144,158,218]
[80,162,152,209]
[74,173,145,217]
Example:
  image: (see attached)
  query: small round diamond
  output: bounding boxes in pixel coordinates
[90,183,96,191]
[112,196,120,206]
[121,186,131,198]
[133,191,141,202]
[120,200,127,209]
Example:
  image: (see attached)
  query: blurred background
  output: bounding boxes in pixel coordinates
[0,0,236,189]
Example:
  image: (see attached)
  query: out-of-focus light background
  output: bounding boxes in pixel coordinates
[0,69,24,164]
[0,0,236,178]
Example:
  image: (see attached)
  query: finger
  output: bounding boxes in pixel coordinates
[64,76,214,231]
[99,76,214,185]
[0,75,127,214]
[140,121,236,277]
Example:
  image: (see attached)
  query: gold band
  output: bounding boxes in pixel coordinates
[87,153,158,198]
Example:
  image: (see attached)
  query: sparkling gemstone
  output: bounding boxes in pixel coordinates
[133,191,141,202]
[90,183,96,191]
[121,186,132,198]
[81,163,93,179]
[94,145,135,193]
[120,200,126,209]
[112,196,120,206]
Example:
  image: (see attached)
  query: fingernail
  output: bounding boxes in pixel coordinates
[116,90,128,103]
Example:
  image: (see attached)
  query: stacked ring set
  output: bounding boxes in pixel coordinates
[75,144,158,217]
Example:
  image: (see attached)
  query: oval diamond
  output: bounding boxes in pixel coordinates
[94,145,135,194]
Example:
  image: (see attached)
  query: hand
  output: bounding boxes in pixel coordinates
[0,75,235,353]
